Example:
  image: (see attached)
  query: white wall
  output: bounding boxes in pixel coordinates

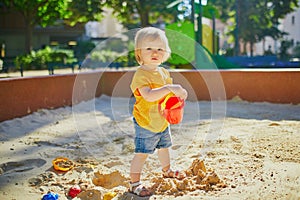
[255,3,300,56]
[282,3,300,53]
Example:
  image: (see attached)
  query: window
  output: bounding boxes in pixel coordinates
[292,16,295,25]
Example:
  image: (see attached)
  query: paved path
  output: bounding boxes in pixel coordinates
[0,68,78,79]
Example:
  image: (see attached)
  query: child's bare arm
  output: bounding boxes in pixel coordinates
[166,84,188,100]
[138,86,170,102]
[139,84,188,102]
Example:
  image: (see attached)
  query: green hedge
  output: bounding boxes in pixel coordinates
[15,47,77,70]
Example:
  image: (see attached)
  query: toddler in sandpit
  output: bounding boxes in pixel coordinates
[129,27,188,197]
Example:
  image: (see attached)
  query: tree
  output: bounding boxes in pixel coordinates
[212,0,299,56]
[279,39,293,60]
[105,0,178,28]
[2,0,104,53]
[292,45,300,58]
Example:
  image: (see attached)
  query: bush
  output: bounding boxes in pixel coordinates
[126,42,138,67]
[90,50,119,63]
[279,40,292,60]
[15,53,36,70]
[87,49,138,69]
[292,45,300,58]
[15,47,76,70]
[81,40,138,69]
[105,38,127,53]
[74,41,96,62]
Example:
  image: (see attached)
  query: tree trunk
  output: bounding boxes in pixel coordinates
[234,0,240,56]
[139,10,150,27]
[242,42,247,55]
[25,19,33,53]
[250,42,253,57]
[137,0,150,27]
[262,38,265,55]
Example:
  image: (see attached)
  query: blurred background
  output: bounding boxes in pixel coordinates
[0,0,299,76]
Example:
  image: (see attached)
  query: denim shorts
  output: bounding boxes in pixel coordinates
[133,118,172,154]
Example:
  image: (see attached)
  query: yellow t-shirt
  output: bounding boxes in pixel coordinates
[130,66,173,133]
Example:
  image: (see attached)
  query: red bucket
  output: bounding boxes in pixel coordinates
[159,94,185,124]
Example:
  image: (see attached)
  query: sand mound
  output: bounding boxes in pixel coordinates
[29,158,225,199]
[92,170,129,189]
[75,189,102,200]
[151,159,226,196]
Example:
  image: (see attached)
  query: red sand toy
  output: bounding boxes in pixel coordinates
[159,94,185,124]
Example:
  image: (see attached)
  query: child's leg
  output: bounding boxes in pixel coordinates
[130,153,152,196]
[130,153,148,183]
[158,148,186,179]
[157,148,170,171]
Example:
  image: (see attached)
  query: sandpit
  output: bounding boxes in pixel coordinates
[0,95,300,199]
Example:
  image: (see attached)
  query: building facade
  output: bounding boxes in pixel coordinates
[281,4,300,53]
[255,3,300,56]
[0,7,125,60]
[0,11,85,58]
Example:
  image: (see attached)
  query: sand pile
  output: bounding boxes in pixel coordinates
[26,157,226,199]
[27,158,127,199]
[92,170,129,189]
[151,159,226,196]
[75,189,102,200]
[27,158,100,196]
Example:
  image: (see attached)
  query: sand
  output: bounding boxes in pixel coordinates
[0,95,300,200]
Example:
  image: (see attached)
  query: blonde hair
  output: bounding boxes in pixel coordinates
[134,27,171,65]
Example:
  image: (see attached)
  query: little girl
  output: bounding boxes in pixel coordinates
[129,27,188,197]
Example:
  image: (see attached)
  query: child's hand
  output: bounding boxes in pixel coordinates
[167,84,188,100]
[180,88,188,100]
